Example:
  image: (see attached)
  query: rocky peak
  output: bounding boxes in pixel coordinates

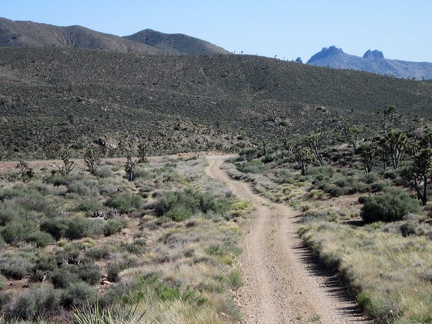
[363,49,384,60]
[307,46,344,62]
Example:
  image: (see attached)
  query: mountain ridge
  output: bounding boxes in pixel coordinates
[1,46,432,159]
[0,17,229,55]
[307,45,432,79]
[124,29,230,55]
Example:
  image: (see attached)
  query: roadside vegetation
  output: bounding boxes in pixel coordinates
[225,106,432,323]
[0,154,250,323]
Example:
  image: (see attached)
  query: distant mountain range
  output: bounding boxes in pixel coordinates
[0,17,229,55]
[1,17,431,79]
[307,46,432,80]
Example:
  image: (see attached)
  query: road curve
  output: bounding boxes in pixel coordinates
[205,156,369,324]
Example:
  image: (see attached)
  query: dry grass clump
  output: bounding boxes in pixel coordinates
[300,221,432,323]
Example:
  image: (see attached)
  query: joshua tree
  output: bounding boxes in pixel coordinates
[384,131,408,169]
[291,143,313,176]
[304,132,325,166]
[59,150,75,175]
[119,136,137,181]
[84,147,103,175]
[402,148,432,205]
[16,159,34,181]
[360,142,378,174]
[137,141,149,163]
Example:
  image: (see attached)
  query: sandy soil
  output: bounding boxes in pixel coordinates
[205,156,370,324]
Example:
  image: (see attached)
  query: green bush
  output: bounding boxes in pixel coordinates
[64,217,91,240]
[0,202,21,226]
[1,220,38,245]
[105,192,144,214]
[152,189,231,221]
[74,198,103,216]
[40,218,69,241]
[75,264,101,286]
[4,286,62,321]
[103,218,127,236]
[25,230,54,248]
[361,188,421,223]
[61,282,96,309]
[0,255,33,280]
[41,217,94,241]
[236,159,266,174]
[85,246,111,260]
[51,266,80,289]
[5,291,36,321]
[106,262,125,283]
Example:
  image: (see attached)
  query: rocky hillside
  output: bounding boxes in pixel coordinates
[1,46,432,159]
[0,17,228,55]
[123,29,230,55]
[307,46,432,80]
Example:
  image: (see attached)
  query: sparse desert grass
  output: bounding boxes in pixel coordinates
[0,156,248,322]
[300,221,432,323]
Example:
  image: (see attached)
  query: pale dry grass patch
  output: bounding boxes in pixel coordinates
[301,221,432,322]
[145,299,221,324]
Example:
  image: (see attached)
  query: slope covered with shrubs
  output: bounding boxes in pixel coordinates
[0,155,250,322]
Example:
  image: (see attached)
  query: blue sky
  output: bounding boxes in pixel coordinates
[2,0,431,62]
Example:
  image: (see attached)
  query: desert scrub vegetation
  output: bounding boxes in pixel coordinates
[0,155,248,322]
[225,113,432,322]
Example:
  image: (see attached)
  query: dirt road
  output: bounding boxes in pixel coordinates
[206,156,368,324]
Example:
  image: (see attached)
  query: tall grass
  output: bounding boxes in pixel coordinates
[300,221,432,323]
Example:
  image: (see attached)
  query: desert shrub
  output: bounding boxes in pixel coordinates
[4,291,36,321]
[86,219,106,237]
[11,195,57,217]
[0,184,45,201]
[85,246,111,260]
[99,183,117,196]
[43,173,73,187]
[74,198,103,216]
[361,172,379,184]
[106,262,125,283]
[0,255,33,280]
[61,282,96,309]
[238,147,259,161]
[132,166,151,179]
[40,218,69,241]
[103,218,127,236]
[75,264,101,286]
[25,230,54,248]
[371,179,392,192]
[105,192,144,214]
[94,167,114,178]
[352,181,370,193]
[0,291,12,310]
[65,217,91,240]
[329,186,345,197]
[1,220,38,245]
[0,273,5,289]
[41,217,95,241]
[236,159,266,174]
[0,202,21,225]
[120,239,147,255]
[67,180,97,196]
[51,266,80,289]
[361,188,421,223]
[4,286,62,321]
[152,189,231,221]
[308,165,335,179]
